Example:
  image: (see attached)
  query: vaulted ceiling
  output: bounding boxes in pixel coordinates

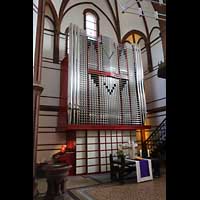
[45,0,165,44]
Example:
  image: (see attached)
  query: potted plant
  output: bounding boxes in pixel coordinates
[117,149,125,161]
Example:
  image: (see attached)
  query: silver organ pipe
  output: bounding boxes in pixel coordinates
[68,23,73,124]
[134,45,147,123]
[66,24,147,125]
[72,25,77,124]
[76,26,80,124]
[137,45,147,122]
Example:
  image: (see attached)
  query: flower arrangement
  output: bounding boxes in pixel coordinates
[117,149,124,157]
[117,144,125,158]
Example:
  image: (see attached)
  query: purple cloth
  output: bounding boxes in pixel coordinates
[139,160,150,177]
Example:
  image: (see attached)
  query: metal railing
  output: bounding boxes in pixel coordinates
[143,118,166,157]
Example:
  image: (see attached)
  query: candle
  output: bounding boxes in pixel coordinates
[147,149,150,157]
[139,149,142,157]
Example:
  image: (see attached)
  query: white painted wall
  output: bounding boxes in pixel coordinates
[119,11,146,39]
[33,0,38,7]
[51,0,62,15]
[40,64,60,99]
[141,50,148,73]
[59,34,66,61]
[145,70,166,102]
[37,110,66,163]
[43,19,54,59]
[45,4,54,20]
[140,1,160,32]
[151,40,164,67]
[146,111,166,127]
[44,17,54,30]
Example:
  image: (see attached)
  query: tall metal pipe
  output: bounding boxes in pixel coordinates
[137,45,146,122]
[68,24,73,124]
[77,26,80,124]
[72,25,77,124]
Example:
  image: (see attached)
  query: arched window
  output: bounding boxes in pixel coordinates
[122,30,153,72]
[83,9,99,39]
[123,33,142,44]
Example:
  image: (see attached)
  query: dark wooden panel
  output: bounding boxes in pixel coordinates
[147,106,166,114]
[40,105,59,111]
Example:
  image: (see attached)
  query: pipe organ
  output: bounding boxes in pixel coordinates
[59,24,147,128]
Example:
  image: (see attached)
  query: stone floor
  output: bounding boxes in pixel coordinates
[36,168,166,200]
